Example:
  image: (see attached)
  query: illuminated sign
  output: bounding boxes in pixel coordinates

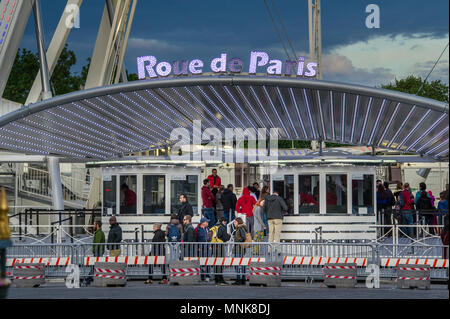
[137,51,318,79]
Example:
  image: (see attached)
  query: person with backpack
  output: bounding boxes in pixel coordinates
[195,217,211,281]
[210,217,231,285]
[415,182,435,234]
[166,214,183,243]
[145,223,167,285]
[235,187,257,236]
[232,217,250,285]
[399,183,415,238]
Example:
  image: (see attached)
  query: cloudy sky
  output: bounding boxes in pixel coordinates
[19,0,449,87]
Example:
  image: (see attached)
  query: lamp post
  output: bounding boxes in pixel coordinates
[0,187,12,298]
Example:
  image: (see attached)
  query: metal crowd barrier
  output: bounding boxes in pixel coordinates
[5,241,449,282]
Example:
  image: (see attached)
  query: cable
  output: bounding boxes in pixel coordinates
[416,42,449,95]
[270,0,298,60]
[263,0,291,61]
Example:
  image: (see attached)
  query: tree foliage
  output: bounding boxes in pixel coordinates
[3,45,89,104]
[381,75,449,103]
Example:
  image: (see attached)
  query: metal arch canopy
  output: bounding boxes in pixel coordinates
[0,75,448,160]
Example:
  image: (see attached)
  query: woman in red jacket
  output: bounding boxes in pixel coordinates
[235,187,257,237]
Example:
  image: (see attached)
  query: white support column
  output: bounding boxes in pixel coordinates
[293,173,299,215]
[26,0,84,105]
[347,174,352,215]
[33,0,52,101]
[47,157,64,242]
[320,173,326,215]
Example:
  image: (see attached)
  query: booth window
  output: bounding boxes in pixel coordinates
[299,174,320,214]
[103,175,116,215]
[273,175,294,215]
[352,175,374,215]
[171,176,198,215]
[119,175,137,214]
[143,175,165,214]
[326,174,348,214]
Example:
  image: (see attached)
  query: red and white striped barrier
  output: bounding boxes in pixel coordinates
[14,265,43,270]
[283,256,367,267]
[94,274,126,280]
[170,268,200,273]
[381,258,448,268]
[6,257,70,267]
[94,268,126,274]
[13,275,45,280]
[398,277,429,281]
[183,257,265,266]
[169,268,200,277]
[249,272,280,276]
[249,266,282,277]
[84,256,165,266]
[324,265,356,270]
[398,267,429,271]
[169,273,200,277]
[325,275,356,279]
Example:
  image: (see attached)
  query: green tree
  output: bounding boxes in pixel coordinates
[3,45,90,104]
[381,75,449,103]
[2,48,40,104]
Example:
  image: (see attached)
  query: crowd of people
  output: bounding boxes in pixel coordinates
[89,171,448,286]
[376,180,449,237]
[88,169,288,286]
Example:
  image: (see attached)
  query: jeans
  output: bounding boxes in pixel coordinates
[234,251,246,281]
[224,209,235,224]
[246,216,254,237]
[202,208,215,229]
[263,212,269,236]
[401,211,414,238]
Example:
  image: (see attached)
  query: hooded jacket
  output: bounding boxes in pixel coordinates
[235,188,257,217]
[221,188,237,211]
[201,185,215,208]
[263,194,288,220]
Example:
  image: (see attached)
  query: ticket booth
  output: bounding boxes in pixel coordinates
[268,165,377,242]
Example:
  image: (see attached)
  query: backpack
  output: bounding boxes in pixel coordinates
[206,227,214,242]
[398,191,405,208]
[209,225,223,243]
[416,191,433,210]
[167,224,181,242]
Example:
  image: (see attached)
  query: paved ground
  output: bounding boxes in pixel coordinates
[6,281,448,299]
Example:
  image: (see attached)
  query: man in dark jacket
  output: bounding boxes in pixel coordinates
[263,192,287,244]
[213,217,231,285]
[182,215,196,258]
[145,223,167,284]
[107,216,122,256]
[177,194,193,223]
[195,217,210,281]
[222,184,237,223]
